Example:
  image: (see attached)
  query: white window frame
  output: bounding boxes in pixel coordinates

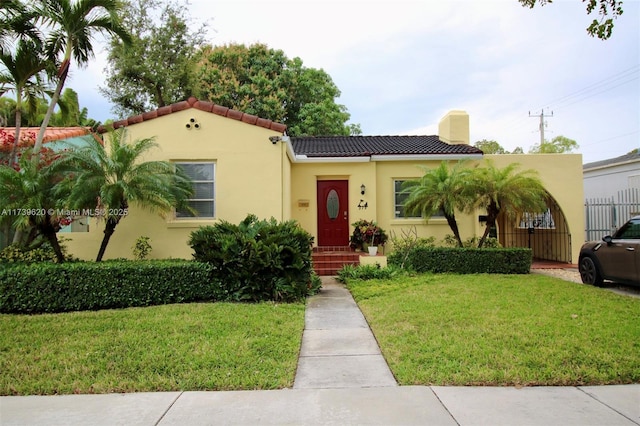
[175,162,215,219]
[393,179,445,219]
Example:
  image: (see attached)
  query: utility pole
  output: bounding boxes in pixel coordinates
[529,109,553,149]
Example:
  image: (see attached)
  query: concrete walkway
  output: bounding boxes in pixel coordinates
[1,277,639,425]
[293,277,397,389]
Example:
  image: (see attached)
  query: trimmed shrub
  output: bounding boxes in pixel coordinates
[0,237,73,264]
[391,247,532,274]
[0,260,215,314]
[337,264,400,282]
[188,214,315,302]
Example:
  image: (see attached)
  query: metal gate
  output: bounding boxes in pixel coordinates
[499,196,572,263]
[585,188,640,241]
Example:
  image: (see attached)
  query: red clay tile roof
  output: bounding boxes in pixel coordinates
[100,97,287,134]
[291,135,483,157]
[1,127,91,143]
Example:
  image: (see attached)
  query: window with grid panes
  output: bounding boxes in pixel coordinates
[175,162,215,218]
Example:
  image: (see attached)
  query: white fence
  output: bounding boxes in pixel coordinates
[585,188,640,241]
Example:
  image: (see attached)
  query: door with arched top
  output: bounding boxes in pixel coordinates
[317,180,349,246]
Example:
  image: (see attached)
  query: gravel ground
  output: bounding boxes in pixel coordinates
[532,268,640,299]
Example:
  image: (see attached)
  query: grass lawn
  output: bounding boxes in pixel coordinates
[346,273,640,386]
[0,302,305,395]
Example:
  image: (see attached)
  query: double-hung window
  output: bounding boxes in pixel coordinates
[394,180,421,219]
[175,162,215,218]
[394,179,444,219]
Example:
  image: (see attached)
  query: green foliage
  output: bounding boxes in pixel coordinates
[132,236,152,260]
[387,226,435,269]
[102,0,208,116]
[58,127,194,261]
[401,161,474,247]
[518,0,623,40]
[390,247,532,274]
[470,160,548,247]
[349,219,388,251]
[0,260,215,314]
[0,237,71,263]
[441,234,501,248]
[336,264,400,282]
[188,214,315,302]
[194,43,358,136]
[529,135,579,154]
[473,139,507,154]
[31,0,132,154]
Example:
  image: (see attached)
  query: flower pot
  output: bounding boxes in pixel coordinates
[368,246,378,256]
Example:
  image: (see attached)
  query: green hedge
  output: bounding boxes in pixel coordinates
[391,247,532,274]
[189,214,317,302]
[0,260,215,314]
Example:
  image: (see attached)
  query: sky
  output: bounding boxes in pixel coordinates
[71,0,640,164]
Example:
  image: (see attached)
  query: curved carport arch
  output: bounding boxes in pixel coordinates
[496,192,573,263]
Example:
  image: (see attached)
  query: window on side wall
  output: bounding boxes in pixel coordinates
[394,179,444,219]
[175,162,215,218]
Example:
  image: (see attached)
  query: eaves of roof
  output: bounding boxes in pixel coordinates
[583,151,640,171]
[2,127,91,143]
[99,97,287,134]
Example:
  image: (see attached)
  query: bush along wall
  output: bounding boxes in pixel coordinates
[391,247,532,274]
[188,214,316,302]
[0,260,215,314]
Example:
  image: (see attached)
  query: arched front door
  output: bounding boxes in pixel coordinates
[317,180,349,246]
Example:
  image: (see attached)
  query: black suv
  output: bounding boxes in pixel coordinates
[579,215,640,287]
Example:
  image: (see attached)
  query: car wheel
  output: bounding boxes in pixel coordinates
[579,256,603,287]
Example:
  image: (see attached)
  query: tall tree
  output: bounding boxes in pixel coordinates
[529,135,579,153]
[518,0,623,40]
[470,160,548,248]
[101,0,207,117]
[473,139,507,154]
[195,43,359,136]
[31,0,131,155]
[402,161,474,247]
[59,128,193,261]
[0,39,51,167]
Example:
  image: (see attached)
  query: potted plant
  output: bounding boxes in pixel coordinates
[349,220,388,255]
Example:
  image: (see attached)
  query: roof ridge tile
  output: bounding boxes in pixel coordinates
[98,97,286,133]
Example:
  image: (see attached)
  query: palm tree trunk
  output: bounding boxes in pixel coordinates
[33,59,69,156]
[478,202,500,248]
[96,217,118,262]
[44,230,65,263]
[444,213,464,247]
[38,214,65,263]
[9,92,22,168]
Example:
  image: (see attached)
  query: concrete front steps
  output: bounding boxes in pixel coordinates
[312,246,389,276]
[312,246,360,276]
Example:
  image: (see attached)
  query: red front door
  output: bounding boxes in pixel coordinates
[317,180,349,246]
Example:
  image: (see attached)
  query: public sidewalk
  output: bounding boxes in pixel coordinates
[1,278,639,425]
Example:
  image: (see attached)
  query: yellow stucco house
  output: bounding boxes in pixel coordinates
[64,97,584,271]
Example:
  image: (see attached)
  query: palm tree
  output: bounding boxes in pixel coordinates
[60,128,193,261]
[0,150,70,262]
[31,0,131,155]
[402,161,474,247]
[0,39,51,167]
[0,0,41,55]
[470,160,548,248]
